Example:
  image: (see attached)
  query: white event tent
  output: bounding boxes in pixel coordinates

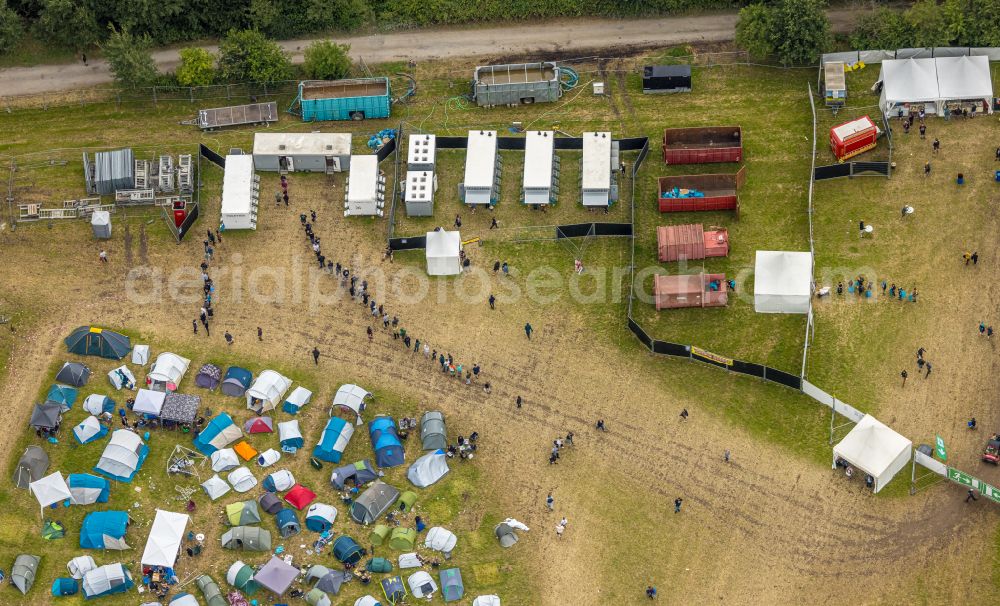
[141,509,190,567]
[425,231,462,276]
[753,251,812,314]
[832,415,911,494]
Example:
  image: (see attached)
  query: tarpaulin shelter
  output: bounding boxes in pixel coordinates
[255,556,299,595]
[52,576,79,596]
[68,474,110,505]
[67,555,97,579]
[221,526,271,551]
[333,535,365,564]
[141,510,189,567]
[160,393,200,424]
[305,503,337,532]
[420,411,447,450]
[196,575,227,606]
[331,459,378,490]
[211,448,240,472]
[245,370,291,413]
[46,384,78,411]
[398,491,417,513]
[234,441,257,461]
[276,508,301,537]
[368,416,405,468]
[753,251,812,314]
[439,568,464,602]
[314,417,354,463]
[193,413,242,455]
[494,522,519,548]
[73,416,108,445]
[226,561,258,594]
[83,394,115,416]
[80,511,129,549]
[425,527,458,554]
[473,595,502,606]
[369,524,390,546]
[366,558,393,573]
[94,429,149,482]
[284,484,316,510]
[221,367,253,397]
[65,327,131,360]
[389,527,416,551]
[82,563,133,599]
[147,353,190,391]
[244,417,274,434]
[653,273,727,310]
[228,467,258,492]
[833,414,912,493]
[425,230,462,276]
[194,364,222,390]
[306,587,332,606]
[282,386,313,415]
[225,500,261,526]
[657,224,729,262]
[257,448,281,468]
[258,492,283,514]
[306,565,348,594]
[350,480,400,524]
[29,472,71,512]
[107,365,135,390]
[131,345,150,366]
[262,469,295,492]
[381,576,407,604]
[12,554,41,594]
[201,474,231,501]
[408,570,438,599]
[279,419,304,450]
[407,450,450,488]
[14,446,49,488]
[331,384,372,424]
[30,403,62,430]
[133,389,166,417]
[56,362,91,387]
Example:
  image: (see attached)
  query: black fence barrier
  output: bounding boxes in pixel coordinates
[377,137,397,162]
[814,163,850,180]
[388,235,427,251]
[498,137,526,151]
[765,367,802,390]
[556,223,633,238]
[199,143,225,169]
[852,161,889,176]
[652,340,690,358]
[618,137,649,152]
[731,359,765,378]
[627,317,653,350]
[436,136,468,149]
[177,203,200,241]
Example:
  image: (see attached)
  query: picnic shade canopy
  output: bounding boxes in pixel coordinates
[161,393,200,424]
[14,446,49,488]
[314,417,354,463]
[12,554,41,594]
[332,384,372,424]
[221,526,272,551]
[94,429,149,482]
[420,411,447,450]
[221,366,253,397]
[832,414,912,493]
[74,416,108,445]
[193,413,242,455]
[350,480,401,524]
[246,370,292,412]
[65,326,132,360]
[147,352,191,391]
[82,563,133,599]
[83,394,115,415]
[56,362,91,386]
[407,450,450,488]
[141,510,189,567]
[30,403,62,430]
[194,364,222,390]
[201,474,231,501]
[753,250,812,314]
[330,459,378,490]
[262,469,296,492]
[133,389,166,416]
[282,386,313,415]
[211,448,240,472]
[256,556,299,595]
[29,471,71,512]
[80,511,129,549]
[68,473,110,505]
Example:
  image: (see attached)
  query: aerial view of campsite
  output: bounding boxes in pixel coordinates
[4,1,1000,604]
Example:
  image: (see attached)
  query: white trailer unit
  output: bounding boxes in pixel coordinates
[407,134,436,171]
[220,155,259,230]
[253,133,353,173]
[345,155,384,217]
[405,170,436,217]
[461,130,501,206]
[522,130,559,205]
[582,132,615,207]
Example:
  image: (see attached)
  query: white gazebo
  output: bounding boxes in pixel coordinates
[141,510,190,567]
[832,415,911,493]
[753,251,812,314]
[425,231,462,276]
[29,472,71,515]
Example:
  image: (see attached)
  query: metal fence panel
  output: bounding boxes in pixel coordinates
[802,380,834,408]
[896,48,933,59]
[832,399,865,423]
[971,47,1000,60]
[914,450,947,476]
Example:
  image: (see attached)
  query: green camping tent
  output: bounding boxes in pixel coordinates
[398,491,417,512]
[42,521,65,540]
[366,557,393,574]
[388,527,416,551]
[64,327,131,360]
[369,524,391,546]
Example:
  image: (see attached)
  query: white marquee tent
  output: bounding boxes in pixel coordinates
[753,251,812,314]
[29,471,71,512]
[936,55,993,110]
[832,414,912,494]
[246,370,292,412]
[141,510,189,567]
[133,389,166,416]
[425,230,462,276]
[879,56,994,116]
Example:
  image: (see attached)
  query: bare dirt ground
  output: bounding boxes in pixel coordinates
[0,163,996,603]
[0,10,860,96]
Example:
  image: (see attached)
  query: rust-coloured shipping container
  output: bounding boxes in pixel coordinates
[657,167,746,214]
[654,273,728,310]
[657,224,730,262]
[662,126,742,164]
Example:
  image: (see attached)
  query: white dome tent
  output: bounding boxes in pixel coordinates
[331,384,372,425]
[407,450,450,488]
[257,448,281,468]
[832,414,912,494]
[201,474,231,501]
[425,230,462,276]
[147,353,190,391]
[228,467,258,493]
[753,251,812,314]
[246,370,292,413]
[424,526,458,555]
[67,555,97,579]
[211,448,240,472]
[473,596,502,606]
[407,570,438,599]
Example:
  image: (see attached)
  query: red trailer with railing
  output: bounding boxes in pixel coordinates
[654,273,728,310]
[830,115,878,162]
[657,224,730,262]
[657,168,746,214]
[662,126,742,164]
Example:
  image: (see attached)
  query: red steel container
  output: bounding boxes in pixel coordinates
[662,126,742,164]
[657,167,746,214]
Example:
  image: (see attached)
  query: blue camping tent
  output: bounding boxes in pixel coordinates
[81,563,133,599]
[64,326,132,360]
[68,474,110,505]
[82,394,116,416]
[276,509,301,538]
[221,367,253,397]
[73,417,109,445]
[313,417,354,463]
[333,536,365,564]
[192,413,241,455]
[46,384,78,411]
[80,511,129,549]
[368,416,405,468]
[52,577,79,596]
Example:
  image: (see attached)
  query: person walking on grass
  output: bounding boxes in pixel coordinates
[980,321,986,336]
[224,331,233,346]
[917,347,926,361]
[555,523,565,538]
[679,408,689,421]
[502,262,510,276]
[901,369,908,387]
[925,362,932,378]
[524,323,533,339]
[368,326,374,342]
[275,191,281,207]
[489,294,496,310]
[989,326,994,339]
[546,493,554,511]
[192,319,198,334]
[966,488,978,503]
[257,327,263,341]
[972,251,979,265]
[674,498,683,513]
[566,431,574,446]
[924,161,931,176]
[493,261,501,274]
[490,217,499,229]
[312,347,320,365]
[516,395,523,409]
[99,250,108,263]
[933,138,940,153]
[646,586,657,599]
[964,252,972,265]
[483,382,492,394]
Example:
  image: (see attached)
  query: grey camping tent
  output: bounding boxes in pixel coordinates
[350,480,400,524]
[330,459,378,490]
[221,526,272,551]
[30,403,62,430]
[196,575,227,606]
[305,565,348,595]
[258,492,283,515]
[12,554,40,594]
[55,362,91,387]
[14,446,49,489]
[495,523,519,548]
[420,412,448,450]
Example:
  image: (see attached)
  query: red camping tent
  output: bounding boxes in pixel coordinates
[243,417,274,434]
[283,484,317,510]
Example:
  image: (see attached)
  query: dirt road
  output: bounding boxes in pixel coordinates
[0,10,859,96]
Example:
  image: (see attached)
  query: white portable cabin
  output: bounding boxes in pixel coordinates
[253,133,353,173]
[404,170,436,217]
[345,155,385,217]
[220,155,259,231]
[522,130,559,205]
[462,130,501,206]
[407,134,436,171]
[582,132,615,207]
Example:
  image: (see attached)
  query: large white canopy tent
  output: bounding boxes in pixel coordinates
[753,251,812,314]
[246,370,292,412]
[133,389,166,416]
[141,510,190,567]
[879,56,994,116]
[425,230,462,276]
[936,55,993,110]
[833,414,912,493]
[29,471,71,513]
